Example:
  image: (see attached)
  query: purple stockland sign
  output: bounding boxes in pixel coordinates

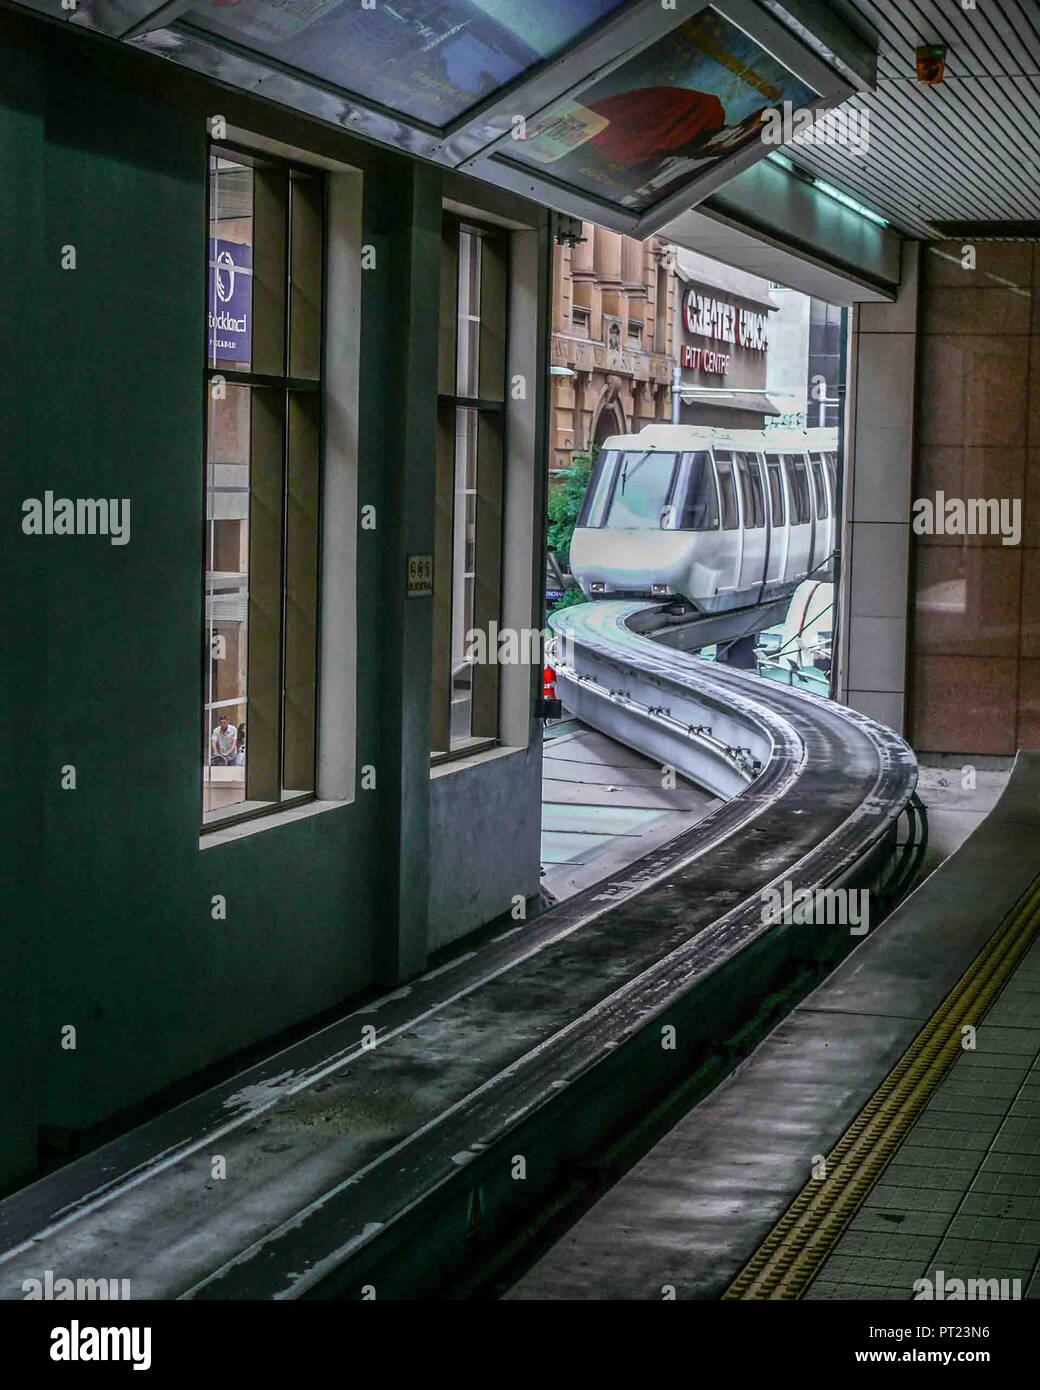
[208,239,252,363]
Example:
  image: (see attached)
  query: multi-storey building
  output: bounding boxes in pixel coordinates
[549,224,677,474]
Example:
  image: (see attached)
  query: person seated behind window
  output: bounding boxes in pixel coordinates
[210,714,238,766]
[234,722,246,767]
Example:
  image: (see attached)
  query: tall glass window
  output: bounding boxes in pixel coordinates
[735,453,765,529]
[203,146,324,826]
[431,219,507,761]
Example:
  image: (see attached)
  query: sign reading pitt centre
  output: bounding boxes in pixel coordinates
[207,239,252,364]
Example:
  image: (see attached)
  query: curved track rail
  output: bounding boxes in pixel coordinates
[0,605,918,1301]
[551,600,917,906]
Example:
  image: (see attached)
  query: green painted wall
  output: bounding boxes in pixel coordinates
[0,12,444,1183]
[1,8,551,1191]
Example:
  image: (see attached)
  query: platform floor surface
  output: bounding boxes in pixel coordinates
[806,935,1040,1300]
[508,754,1039,1301]
[541,721,719,900]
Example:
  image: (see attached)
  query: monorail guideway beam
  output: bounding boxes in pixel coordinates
[549,600,917,883]
[625,595,793,653]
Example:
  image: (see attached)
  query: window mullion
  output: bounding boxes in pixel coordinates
[245,387,286,805]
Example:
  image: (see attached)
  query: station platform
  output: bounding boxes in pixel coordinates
[803,934,1040,1301]
[507,751,1040,1301]
[541,720,720,901]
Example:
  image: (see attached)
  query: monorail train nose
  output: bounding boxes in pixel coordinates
[570,528,692,597]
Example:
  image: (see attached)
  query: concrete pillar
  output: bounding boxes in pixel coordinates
[552,241,570,335]
[372,160,442,983]
[595,227,625,321]
[621,236,643,288]
[572,221,595,275]
[837,243,919,735]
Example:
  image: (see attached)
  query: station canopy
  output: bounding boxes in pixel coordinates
[45,0,876,236]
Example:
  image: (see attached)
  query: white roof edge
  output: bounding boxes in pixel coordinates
[599,423,839,450]
[669,245,780,311]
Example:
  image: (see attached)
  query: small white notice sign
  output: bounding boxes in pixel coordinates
[407,554,433,598]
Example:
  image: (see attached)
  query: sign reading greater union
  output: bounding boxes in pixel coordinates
[407,554,433,598]
[208,238,252,362]
[683,289,768,352]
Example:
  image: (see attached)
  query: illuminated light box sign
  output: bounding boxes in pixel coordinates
[506,8,816,213]
[184,0,627,127]
[207,238,252,363]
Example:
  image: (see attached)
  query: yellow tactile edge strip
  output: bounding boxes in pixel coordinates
[723,875,1040,1300]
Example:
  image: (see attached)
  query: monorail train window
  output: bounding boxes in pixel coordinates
[809,455,829,519]
[734,454,753,528]
[824,452,839,503]
[714,456,740,531]
[746,456,767,528]
[765,458,785,526]
[783,456,812,525]
[678,451,719,530]
[733,453,765,529]
[577,449,619,529]
[604,450,679,529]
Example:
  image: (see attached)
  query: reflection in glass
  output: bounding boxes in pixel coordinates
[208,158,253,373]
[456,230,482,399]
[186,0,626,128]
[203,386,251,821]
[451,409,478,747]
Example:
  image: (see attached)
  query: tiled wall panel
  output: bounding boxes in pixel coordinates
[910,241,1039,754]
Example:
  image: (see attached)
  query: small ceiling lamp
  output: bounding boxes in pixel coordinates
[915,44,947,84]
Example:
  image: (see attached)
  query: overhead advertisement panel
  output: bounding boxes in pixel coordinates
[182,0,628,127]
[464,0,868,235]
[506,8,817,214]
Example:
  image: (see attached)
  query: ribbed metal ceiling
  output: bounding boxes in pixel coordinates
[779,0,1040,236]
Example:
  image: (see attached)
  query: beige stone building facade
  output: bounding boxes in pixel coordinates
[550,224,678,475]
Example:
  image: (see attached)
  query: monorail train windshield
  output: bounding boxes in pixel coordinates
[578,450,721,532]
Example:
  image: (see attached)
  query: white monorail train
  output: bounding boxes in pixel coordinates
[570,425,839,616]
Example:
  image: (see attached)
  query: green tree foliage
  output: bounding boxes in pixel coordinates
[548,583,588,617]
[547,452,593,570]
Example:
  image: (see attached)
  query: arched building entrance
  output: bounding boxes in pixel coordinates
[591,381,627,448]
